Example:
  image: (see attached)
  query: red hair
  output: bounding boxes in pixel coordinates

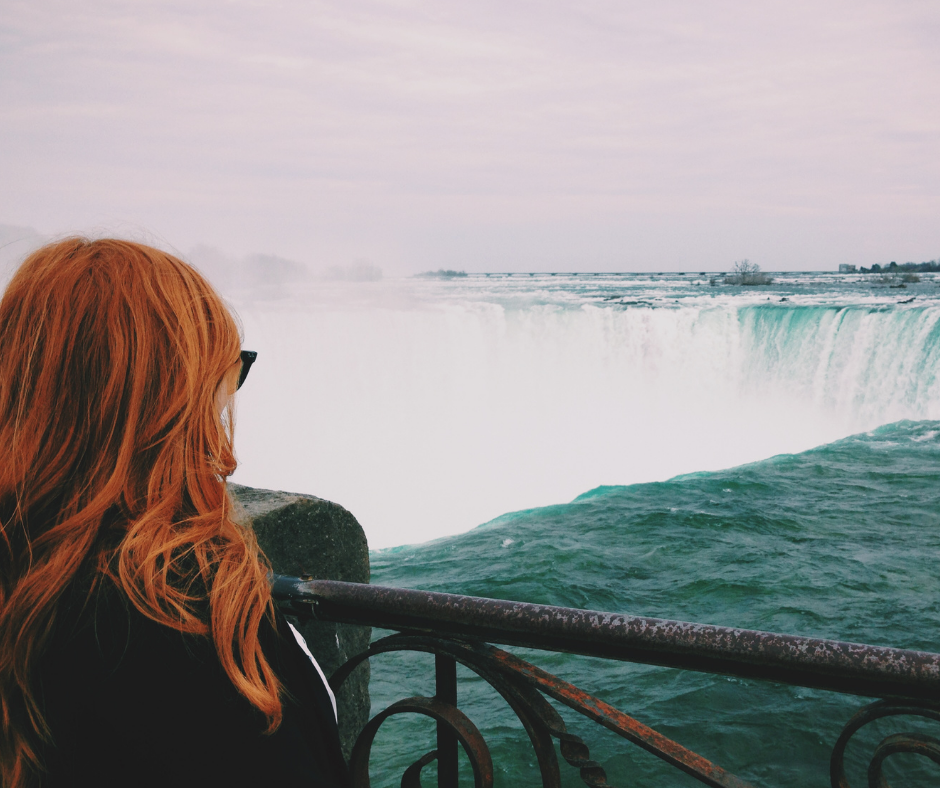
[0,238,281,787]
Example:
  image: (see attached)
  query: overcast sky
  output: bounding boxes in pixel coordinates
[2,0,939,273]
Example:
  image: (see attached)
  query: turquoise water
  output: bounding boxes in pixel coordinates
[367,421,940,786]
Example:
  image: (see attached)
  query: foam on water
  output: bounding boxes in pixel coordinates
[227,272,940,547]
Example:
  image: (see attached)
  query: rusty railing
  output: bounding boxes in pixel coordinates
[271,575,940,788]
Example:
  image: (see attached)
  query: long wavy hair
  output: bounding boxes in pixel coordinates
[0,238,281,788]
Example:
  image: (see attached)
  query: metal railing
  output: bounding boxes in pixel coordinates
[272,575,940,788]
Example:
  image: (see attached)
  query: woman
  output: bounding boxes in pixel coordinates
[0,239,349,787]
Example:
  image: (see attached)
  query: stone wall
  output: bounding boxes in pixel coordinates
[228,483,370,760]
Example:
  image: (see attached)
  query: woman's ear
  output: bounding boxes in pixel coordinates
[215,359,242,416]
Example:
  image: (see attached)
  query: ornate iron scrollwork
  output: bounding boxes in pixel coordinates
[830,699,940,788]
[348,695,494,788]
[330,634,756,788]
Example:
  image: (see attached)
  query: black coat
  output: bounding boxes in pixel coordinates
[37,580,351,787]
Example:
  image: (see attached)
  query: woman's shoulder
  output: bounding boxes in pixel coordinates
[40,576,350,787]
[46,575,212,675]
[41,577,239,757]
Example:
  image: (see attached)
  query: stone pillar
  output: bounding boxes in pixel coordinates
[228,483,370,760]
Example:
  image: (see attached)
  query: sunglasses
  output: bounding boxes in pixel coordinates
[237,350,257,390]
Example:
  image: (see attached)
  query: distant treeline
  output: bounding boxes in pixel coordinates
[852,259,940,274]
[416,269,468,278]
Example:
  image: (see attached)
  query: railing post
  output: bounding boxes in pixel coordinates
[435,653,459,788]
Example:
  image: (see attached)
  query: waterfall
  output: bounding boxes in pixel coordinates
[229,279,940,547]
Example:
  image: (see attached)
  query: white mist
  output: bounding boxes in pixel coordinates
[227,276,940,548]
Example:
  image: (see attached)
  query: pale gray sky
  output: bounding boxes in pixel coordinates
[2,0,938,273]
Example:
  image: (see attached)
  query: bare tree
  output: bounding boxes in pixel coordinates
[726,259,772,286]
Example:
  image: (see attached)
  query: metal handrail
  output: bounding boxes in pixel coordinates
[273,576,940,787]
[272,576,940,701]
